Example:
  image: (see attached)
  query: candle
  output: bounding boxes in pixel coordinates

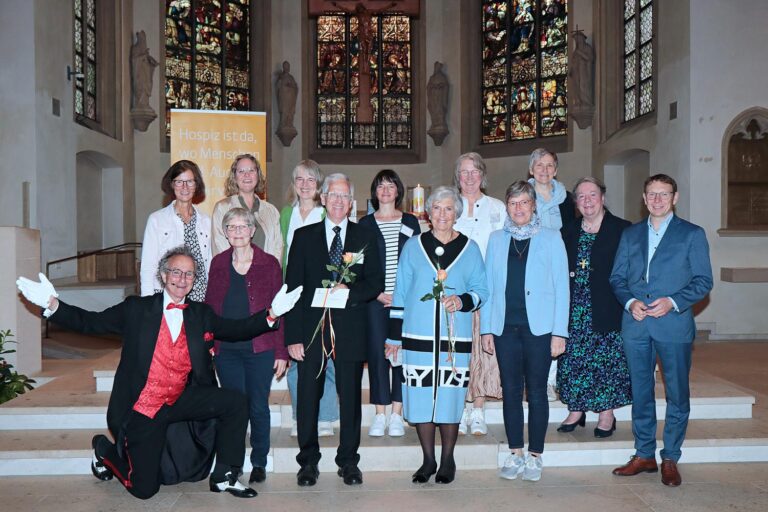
[412,184,424,214]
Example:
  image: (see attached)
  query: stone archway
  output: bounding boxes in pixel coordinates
[602,148,650,223]
[721,106,768,229]
[75,151,124,252]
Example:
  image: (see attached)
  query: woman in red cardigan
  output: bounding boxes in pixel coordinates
[205,207,287,485]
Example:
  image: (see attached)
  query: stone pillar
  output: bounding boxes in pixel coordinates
[0,227,42,375]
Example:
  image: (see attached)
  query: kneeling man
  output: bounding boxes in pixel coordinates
[17,246,301,499]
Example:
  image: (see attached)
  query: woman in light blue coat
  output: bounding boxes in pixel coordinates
[480,180,569,483]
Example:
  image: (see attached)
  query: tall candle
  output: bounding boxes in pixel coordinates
[412,184,425,214]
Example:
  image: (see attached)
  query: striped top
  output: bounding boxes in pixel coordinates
[377,219,402,293]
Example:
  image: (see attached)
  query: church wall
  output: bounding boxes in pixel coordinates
[0,1,136,278]
[687,0,768,337]
[0,1,38,229]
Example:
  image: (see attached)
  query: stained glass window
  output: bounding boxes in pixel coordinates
[165,0,251,137]
[623,0,653,121]
[316,13,413,149]
[74,0,98,121]
[480,0,568,144]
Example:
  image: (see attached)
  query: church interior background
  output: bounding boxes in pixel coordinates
[1,1,768,508]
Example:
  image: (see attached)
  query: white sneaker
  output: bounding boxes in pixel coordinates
[318,421,334,437]
[522,453,543,482]
[469,408,488,435]
[498,452,525,480]
[458,407,471,435]
[290,420,298,437]
[547,384,558,402]
[368,413,386,437]
[387,413,405,437]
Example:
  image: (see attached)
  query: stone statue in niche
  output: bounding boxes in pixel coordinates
[568,29,595,129]
[727,117,768,227]
[130,30,159,132]
[426,61,449,146]
[275,60,299,147]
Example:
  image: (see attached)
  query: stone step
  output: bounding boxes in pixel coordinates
[0,388,754,431]
[1,420,767,477]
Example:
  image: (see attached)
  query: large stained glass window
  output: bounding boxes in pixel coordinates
[164,0,251,137]
[623,0,653,121]
[316,13,412,149]
[481,0,568,144]
[74,0,97,121]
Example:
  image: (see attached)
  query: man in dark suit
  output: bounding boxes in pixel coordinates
[285,172,383,487]
[609,174,713,487]
[17,246,301,500]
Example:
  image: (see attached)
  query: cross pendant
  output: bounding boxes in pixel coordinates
[579,259,588,269]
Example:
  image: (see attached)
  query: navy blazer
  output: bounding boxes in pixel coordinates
[561,210,630,334]
[358,212,420,275]
[358,211,420,335]
[609,215,713,343]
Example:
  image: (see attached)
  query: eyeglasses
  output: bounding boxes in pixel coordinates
[225,224,253,233]
[295,177,317,185]
[459,169,481,177]
[645,191,673,201]
[507,199,532,208]
[236,168,257,175]
[166,268,195,279]
[172,179,196,188]
[325,192,352,201]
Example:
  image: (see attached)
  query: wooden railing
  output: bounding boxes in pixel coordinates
[46,243,142,283]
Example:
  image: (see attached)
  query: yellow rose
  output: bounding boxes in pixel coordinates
[437,269,448,282]
[342,252,354,264]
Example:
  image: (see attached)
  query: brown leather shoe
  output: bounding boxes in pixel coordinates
[612,455,658,476]
[661,459,682,487]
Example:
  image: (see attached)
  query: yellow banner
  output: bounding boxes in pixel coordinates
[170,110,267,217]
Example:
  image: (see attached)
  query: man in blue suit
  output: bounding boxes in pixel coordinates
[609,174,713,487]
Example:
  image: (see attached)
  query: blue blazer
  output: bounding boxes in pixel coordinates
[480,227,570,338]
[609,215,713,343]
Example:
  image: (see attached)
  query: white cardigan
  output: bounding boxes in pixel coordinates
[139,201,212,296]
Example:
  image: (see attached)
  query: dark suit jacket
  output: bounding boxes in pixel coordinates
[50,295,274,482]
[562,210,630,333]
[284,220,384,362]
[559,191,578,227]
[609,215,713,343]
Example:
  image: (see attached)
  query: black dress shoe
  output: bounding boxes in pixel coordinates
[435,460,456,484]
[594,417,617,438]
[249,466,266,483]
[209,472,258,498]
[411,461,437,483]
[90,435,113,481]
[297,464,319,487]
[557,412,586,433]
[337,464,363,485]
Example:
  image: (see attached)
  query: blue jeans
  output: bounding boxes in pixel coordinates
[214,346,275,468]
[287,357,339,422]
[494,324,551,454]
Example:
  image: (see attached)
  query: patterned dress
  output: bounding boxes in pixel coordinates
[557,230,631,412]
[181,210,208,302]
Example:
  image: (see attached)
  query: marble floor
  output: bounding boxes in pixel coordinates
[0,463,767,511]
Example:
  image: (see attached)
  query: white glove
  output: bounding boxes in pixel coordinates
[17,273,59,313]
[270,284,303,317]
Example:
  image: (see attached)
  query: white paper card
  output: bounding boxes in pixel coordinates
[350,252,364,264]
[400,224,414,237]
[311,287,349,309]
